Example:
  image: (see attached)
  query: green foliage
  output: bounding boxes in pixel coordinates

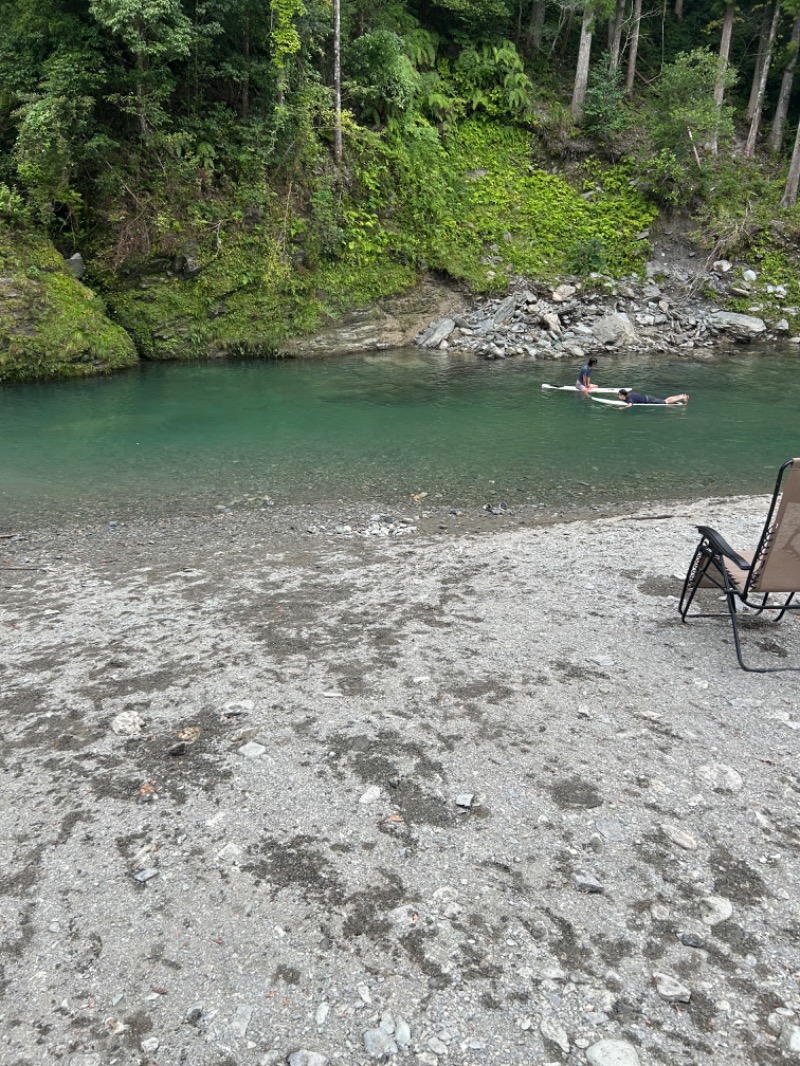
[269,0,306,98]
[647,48,736,164]
[88,0,193,59]
[450,40,533,119]
[0,226,138,381]
[426,0,512,36]
[567,236,607,275]
[345,30,420,124]
[583,59,631,141]
[637,149,695,208]
[694,158,786,258]
[431,123,655,288]
[12,56,102,221]
[0,183,34,227]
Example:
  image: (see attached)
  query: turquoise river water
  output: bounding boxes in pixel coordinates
[2,345,799,527]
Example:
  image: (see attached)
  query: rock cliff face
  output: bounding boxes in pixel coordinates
[0,227,138,382]
[280,279,470,357]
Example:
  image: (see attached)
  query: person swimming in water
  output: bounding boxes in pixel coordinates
[576,357,598,394]
[617,389,689,406]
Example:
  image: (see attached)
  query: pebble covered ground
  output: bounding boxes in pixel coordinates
[1,495,799,1066]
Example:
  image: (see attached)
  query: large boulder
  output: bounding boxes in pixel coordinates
[0,227,138,382]
[592,311,637,346]
[709,310,767,340]
[417,317,456,348]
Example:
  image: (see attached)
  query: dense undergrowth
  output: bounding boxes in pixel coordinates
[6,0,800,379]
[4,115,800,379]
[90,120,659,365]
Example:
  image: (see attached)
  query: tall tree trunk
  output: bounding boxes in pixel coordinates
[527,0,546,52]
[768,11,800,152]
[571,5,594,121]
[674,0,683,17]
[711,3,735,153]
[747,3,773,119]
[241,21,250,120]
[781,114,800,204]
[744,0,781,158]
[608,0,625,70]
[333,0,342,164]
[625,0,642,94]
[136,52,147,135]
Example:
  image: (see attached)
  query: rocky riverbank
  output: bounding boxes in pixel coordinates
[414,257,790,364]
[2,496,799,1066]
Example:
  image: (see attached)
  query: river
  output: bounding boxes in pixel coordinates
[2,345,798,527]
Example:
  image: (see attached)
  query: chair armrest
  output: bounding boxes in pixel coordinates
[696,525,751,572]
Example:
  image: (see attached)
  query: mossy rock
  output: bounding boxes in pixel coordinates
[0,227,139,383]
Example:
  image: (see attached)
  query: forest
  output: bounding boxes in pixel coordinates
[2,0,800,378]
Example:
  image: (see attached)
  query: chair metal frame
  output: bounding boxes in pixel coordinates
[679,458,800,672]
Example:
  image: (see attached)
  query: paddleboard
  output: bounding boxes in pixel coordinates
[590,395,685,407]
[541,384,630,394]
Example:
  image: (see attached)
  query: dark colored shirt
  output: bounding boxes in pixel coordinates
[626,392,665,405]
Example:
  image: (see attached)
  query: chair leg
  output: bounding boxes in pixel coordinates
[679,545,711,619]
[726,588,799,673]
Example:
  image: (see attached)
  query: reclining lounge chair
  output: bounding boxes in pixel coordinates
[679,458,800,672]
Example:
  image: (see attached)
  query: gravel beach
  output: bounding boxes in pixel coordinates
[2,495,799,1066]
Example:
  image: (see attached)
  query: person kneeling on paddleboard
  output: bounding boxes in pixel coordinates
[576,357,598,394]
[617,389,689,407]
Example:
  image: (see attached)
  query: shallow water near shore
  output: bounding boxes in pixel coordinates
[2,344,799,526]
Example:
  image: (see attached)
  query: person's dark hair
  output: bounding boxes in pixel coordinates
[588,358,597,367]
[618,389,629,397]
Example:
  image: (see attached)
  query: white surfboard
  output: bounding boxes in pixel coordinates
[541,384,631,394]
[590,395,685,407]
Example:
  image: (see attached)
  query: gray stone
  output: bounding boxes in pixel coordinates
[133,867,159,883]
[592,311,637,346]
[699,894,733,925]
[678,929,706,948]
[288,1053,330,1066]
[230,1003,253,1037]
[586,1039,641,1066]
[653,972,691,1002]
[709,310,767,339]
[573,873,604,893]
[661,822,698,850]
[394,1017,411,1047]
[66,253,86,279]
[778,1024,800,1055]
[595,817,625,842]
[418,318,456,348]
[111,710,145,736]
[363,1026,398,1057]
[552,283,577,302]
[695,763,743,793]
[492,295,517,326]
[540,1017,570,1053]
[238,741,266,758]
